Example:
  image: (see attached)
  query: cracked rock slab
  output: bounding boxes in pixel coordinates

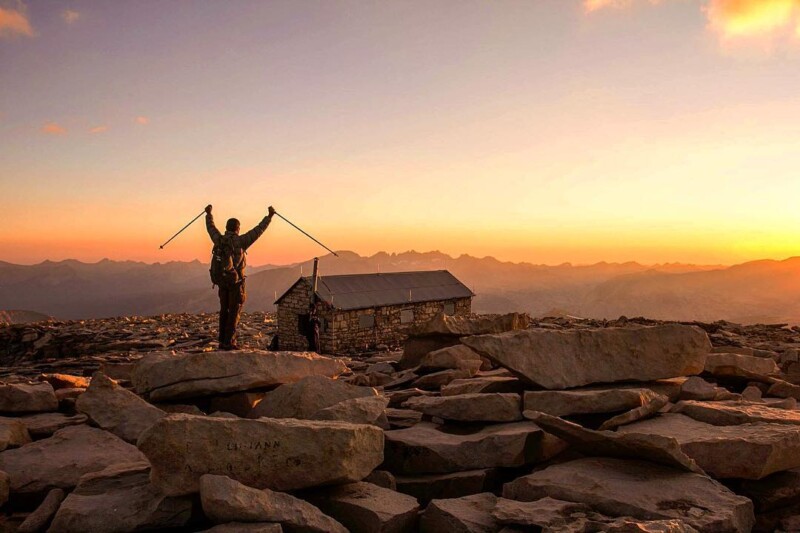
[132,350,347,401]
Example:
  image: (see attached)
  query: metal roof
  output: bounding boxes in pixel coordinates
[275,270,474,311]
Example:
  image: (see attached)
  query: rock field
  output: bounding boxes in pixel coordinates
[2,311,800,531]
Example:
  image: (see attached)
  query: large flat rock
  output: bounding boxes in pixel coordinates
[383,421,564,475]
[3,412,87,439]
[704,352,780,378]
[0,381,58,413]
[503,457,754,532]
[403,393,522,422]
[419,345,484,374]
[674,400,800,426]
[76,372,165,443]
[132,350,347,401]
[200,474,346,533]
[137,414,384,495]
[411,312,530,337]
[525,412,702,473]
[48,462,193,533]
[401,313,529,368]
[524,388,663,418]
[248,375,377,419]
[618,413,800,479]
[0,425,147,495]
[441,376,523,396]
[306,481,420,533]
[420,493,498,533]
[463,324,710,389]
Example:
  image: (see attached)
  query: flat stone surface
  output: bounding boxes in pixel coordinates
[311,395,389,426]
[6,412,87,438]
[307,481,420,533]
[48,462,193,533]
[383,421,564,475]
[132,350,347,401]
[404,393,522,422]
[420,493,498,533]
[248,375,378,419]
[0,424,146,495]
[395,470,497,504]
[200,474,346,533]
[491,497,593,529]
[503,457,754,533]
[17,487,65,533]
[525,412,702,473]
[463,324,710,389]
[705,352,779,377]
[419,345,483,374]
[524,388,663,418]
[673,400,800,426]
[618,413,800,479]
[0,417,30,451]
[679,376,718,401]
[441,376,523,396]
[411,312,529,337]
[0,381,58,413]
[412,369,473,390]
[137,414,384,495]
[76,371,165,443]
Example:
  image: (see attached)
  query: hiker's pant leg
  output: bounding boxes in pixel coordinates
[218,286,229,345]
[226,283,246,346]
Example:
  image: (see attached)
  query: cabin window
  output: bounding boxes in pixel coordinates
[359,315,375,329]
[400,309,414,324]
[443,302,456,316]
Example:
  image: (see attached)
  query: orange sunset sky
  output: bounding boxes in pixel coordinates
[2,0,800,267]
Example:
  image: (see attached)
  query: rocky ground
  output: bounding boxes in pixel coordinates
[2,312,800,532]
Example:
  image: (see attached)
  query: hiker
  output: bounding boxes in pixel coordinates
[205,204,275,350]
[307,302,321,353]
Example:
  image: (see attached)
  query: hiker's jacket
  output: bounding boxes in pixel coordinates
[206,213,271,280]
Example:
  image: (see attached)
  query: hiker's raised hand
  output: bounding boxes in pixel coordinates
[268,206,275,217]
[205,205,212,214]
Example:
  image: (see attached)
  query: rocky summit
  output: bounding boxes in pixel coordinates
[2,312,800,531]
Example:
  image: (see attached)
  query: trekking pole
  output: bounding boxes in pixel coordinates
[159,210,205,249]
[274,211,339,257]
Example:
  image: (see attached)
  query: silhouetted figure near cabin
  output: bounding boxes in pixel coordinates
[307,303,321,353]
[205,204,274,350]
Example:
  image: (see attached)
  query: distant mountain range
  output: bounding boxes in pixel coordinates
[2,252,799,325]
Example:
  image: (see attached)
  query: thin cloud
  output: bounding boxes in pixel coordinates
[0,2,34,38]
[42,122,66,135]
[89,125,107,134]
[135,116,150,125]
[62,9,80,25]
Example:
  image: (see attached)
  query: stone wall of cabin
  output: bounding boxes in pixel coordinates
[326,297,471,353]
[276,279,471,354]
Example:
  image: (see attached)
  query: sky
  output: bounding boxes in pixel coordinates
[2,0,800,267]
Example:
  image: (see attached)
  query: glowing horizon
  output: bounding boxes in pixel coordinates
[2,1,799,268]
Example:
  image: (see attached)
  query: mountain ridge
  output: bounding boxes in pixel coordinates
[1,251,797,324]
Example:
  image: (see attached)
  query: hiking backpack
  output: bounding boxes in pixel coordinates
[210,236,242,288]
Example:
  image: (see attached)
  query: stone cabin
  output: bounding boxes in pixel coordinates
[274,270,474,354]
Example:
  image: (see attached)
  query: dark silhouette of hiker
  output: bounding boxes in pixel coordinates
[307,302,321,353]
[205,204,274,350]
